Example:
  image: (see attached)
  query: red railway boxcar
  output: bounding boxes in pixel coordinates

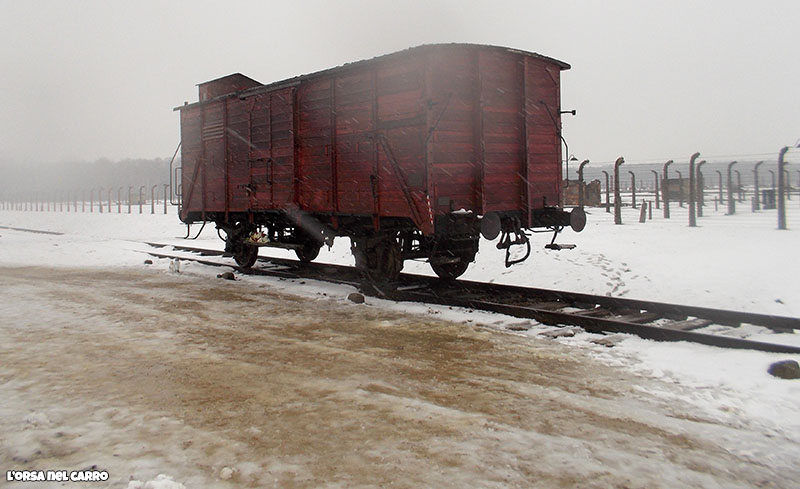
[174,43,584,279]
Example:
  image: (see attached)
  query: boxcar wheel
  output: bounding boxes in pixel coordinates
[431,259,469,280]
[234,244,259,268]
[295,242,321,263]
[352,236,403,282]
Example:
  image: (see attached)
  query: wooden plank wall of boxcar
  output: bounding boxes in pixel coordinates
[294,55,427,221]
[478,49,526,213]
[426,47,478,214]
[179,105,202,221]
[523,57,562,211]
[181,46,562,231]
[225,97,250,212]
[201,102,226,212]
[427,47,562,224]
[332,71,377,214]
[179,101,228,220]
[427,47,530,216]
[244,88,295,210]
[181,89,297,219]
[183,56,431,226]
[373,58,427,220]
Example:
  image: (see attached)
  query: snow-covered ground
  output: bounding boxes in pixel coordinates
[4,199,799,313]
[1,203,799,488]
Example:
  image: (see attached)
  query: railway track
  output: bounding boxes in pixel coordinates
[144,243,800,354]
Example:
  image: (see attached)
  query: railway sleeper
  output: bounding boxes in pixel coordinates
[575,308,615,318]
[612,312,662,324]
[525,301,570,311]
[661,318,715,331]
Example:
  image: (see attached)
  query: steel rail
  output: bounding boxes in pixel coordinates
[383,289,800,354]
[144,243,800,354]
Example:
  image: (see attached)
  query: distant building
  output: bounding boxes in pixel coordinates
[662,178,688,201]
[562,179,601,206]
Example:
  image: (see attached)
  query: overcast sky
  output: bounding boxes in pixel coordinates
[1,0,798,166]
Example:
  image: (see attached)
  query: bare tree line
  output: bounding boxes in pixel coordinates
[0,157,171,197]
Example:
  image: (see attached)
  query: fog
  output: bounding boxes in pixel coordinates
[1,0,798,181]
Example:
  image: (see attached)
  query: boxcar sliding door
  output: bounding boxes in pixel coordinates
[247,87,295,210]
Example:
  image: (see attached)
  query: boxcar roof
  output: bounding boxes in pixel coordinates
[176,43,570,111]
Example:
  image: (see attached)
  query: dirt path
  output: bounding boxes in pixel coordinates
[0,266,794,488]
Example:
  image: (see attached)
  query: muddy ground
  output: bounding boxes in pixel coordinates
[0,266,794,488]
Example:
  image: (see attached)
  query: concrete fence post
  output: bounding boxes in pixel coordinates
[163,184,170,214]
[128,187,133,214]
[601,171,610,213]
[663,160,673,218]
[676,170,684,207]
[727,161,738,215]
[139,186,145,214]
[778,147,788,230]
[614,157,625,225]
[577,160,589,208]
[628,171,637,209]
[151,185,158,214]
[650,170,660,209]
[689,152,699,227]
[117,187,123,214]
[753,161,764,211]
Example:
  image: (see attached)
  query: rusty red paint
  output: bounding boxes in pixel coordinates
[177,44,569,233]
